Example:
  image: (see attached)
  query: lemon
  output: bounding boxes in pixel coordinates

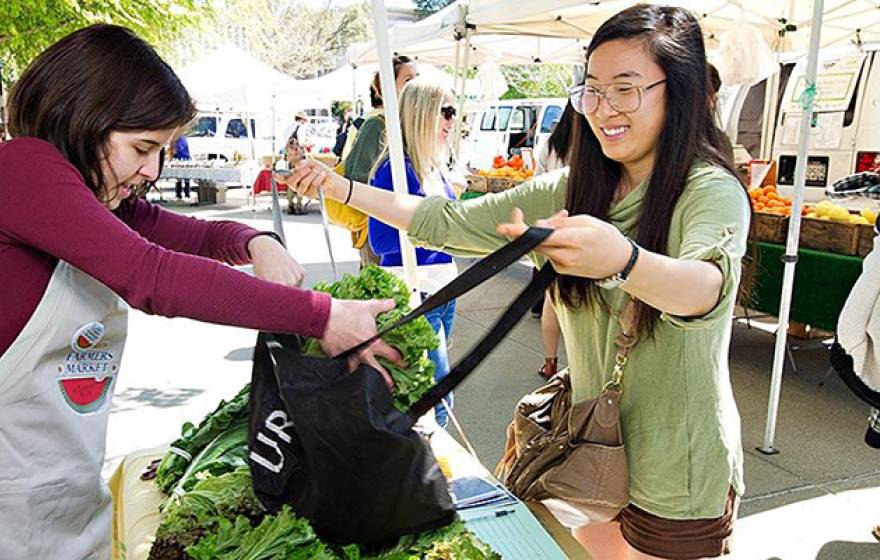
[819,215,832,221]
[850,216,870,225]
[829,206,852,222]
[815,200,834,217]
[860,208,878,225]
[806,212,819,219]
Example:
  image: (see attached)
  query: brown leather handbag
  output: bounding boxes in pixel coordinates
[496,299,637,523]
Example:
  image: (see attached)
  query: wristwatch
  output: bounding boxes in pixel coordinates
[597,237,640,290]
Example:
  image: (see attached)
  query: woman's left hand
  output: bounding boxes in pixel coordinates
[497,208,632,279]
[249,235,305,287]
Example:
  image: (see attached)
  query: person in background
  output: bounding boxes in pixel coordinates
[282,112,308,147]
[367,77,458,428]
[333,107,354,158]
[338,55,418,267]
[0,24,400,558]
[169,132,192,199]
[285,134,308,215]
[285,5,749,558]
[532,103,576,379]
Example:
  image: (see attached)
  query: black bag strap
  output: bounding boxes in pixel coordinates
[404,262,556,426]
[335,226,554,360]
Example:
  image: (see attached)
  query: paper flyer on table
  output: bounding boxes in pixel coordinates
[460,502,568,560]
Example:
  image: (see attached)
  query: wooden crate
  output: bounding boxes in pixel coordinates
[749,212,789,243]
[857,223,877,257]
[466,175,488,193]
[800,217,860,255]
[488,177,513,193]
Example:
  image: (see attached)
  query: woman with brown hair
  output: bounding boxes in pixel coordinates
[0,24,399,557]
[286,5,749,558]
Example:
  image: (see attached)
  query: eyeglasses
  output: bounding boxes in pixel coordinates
[440,106,457,120]
[569,79,666,115]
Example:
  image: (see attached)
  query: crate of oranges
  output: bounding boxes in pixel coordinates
[475,154,535,189]
[747,185,797,243]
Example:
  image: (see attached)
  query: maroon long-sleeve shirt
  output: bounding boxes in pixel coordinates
[0,137,330,355]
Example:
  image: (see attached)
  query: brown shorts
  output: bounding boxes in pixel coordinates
[617,488,738,559]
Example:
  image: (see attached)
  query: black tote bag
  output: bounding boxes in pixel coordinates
[247,228,557,545]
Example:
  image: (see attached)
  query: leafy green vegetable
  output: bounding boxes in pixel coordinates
[306,266,439,411]
[185,505,335,560]
[149,468,264,560]
[166,422,250,500]
[354,519,501,560]
[155,384,251,493]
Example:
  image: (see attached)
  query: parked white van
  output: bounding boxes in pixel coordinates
[186,105,335,161]
[464,98,566,170]
[727,46,880,196]
[185,111,272,162]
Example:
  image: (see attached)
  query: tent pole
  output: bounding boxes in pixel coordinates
[370,0,421,307]
[759,0,825,455]
[759,70,780,159]
[351,63,358,112]
[451,27,463,146]
[453,28,472,157]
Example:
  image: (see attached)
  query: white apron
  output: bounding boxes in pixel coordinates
[0,261,127,559]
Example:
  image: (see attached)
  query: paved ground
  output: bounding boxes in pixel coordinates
[105,187,880,559]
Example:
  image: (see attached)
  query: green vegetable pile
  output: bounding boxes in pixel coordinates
[149,392,499,560]
[305,265,440,412]
[147,267,500,559]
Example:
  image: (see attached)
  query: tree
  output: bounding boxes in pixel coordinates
[413,0,455,18]
[217,0,371,79]
[0,0,206,85]
[500,63,577,99]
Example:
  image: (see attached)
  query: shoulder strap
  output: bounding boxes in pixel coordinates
[404,263,556,427]
[335,227,553,361]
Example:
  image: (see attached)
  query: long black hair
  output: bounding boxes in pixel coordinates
[558,4,743,335]
[547,103,577,165]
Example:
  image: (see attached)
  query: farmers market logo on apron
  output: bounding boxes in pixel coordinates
[57,322,118,414]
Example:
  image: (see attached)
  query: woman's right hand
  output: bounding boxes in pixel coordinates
[276,159,345,201]
[319,298,404,390]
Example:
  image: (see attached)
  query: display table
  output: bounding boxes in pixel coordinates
[160,165,257,204]
[746,241,864,332]
[110,430,588,560]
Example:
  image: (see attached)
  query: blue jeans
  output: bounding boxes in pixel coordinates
[423,295,456,428]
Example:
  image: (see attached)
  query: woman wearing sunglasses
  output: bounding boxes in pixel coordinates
[366,78,460,428]
[284,6,748,558]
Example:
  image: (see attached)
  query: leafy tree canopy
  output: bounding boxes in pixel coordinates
[0,0,205,85]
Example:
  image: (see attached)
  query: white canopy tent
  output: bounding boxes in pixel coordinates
[177,45,314,115]
[364,0,866,453]
[177,45,336,155]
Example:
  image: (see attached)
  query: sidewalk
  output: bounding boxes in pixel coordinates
[107,189,880,559]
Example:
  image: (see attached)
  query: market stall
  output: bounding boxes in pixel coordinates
[160,164,258,205]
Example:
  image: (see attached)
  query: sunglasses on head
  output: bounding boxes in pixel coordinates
[440,106,457,120]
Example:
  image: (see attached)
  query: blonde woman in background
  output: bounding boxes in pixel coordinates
[367,77,459,428]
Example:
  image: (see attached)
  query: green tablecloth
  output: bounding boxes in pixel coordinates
[746,242,864,332]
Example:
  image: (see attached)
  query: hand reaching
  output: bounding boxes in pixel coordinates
[249,235,305,287]
[320,298,404,390]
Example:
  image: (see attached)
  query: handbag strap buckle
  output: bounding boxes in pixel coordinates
[603,352,627,392]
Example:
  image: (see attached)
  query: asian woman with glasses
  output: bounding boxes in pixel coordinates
[283,6,749,558]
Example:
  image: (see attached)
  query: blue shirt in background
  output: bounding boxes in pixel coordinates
[368,157,455,267]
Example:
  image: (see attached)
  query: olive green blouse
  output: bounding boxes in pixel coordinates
[407,163,750,520]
